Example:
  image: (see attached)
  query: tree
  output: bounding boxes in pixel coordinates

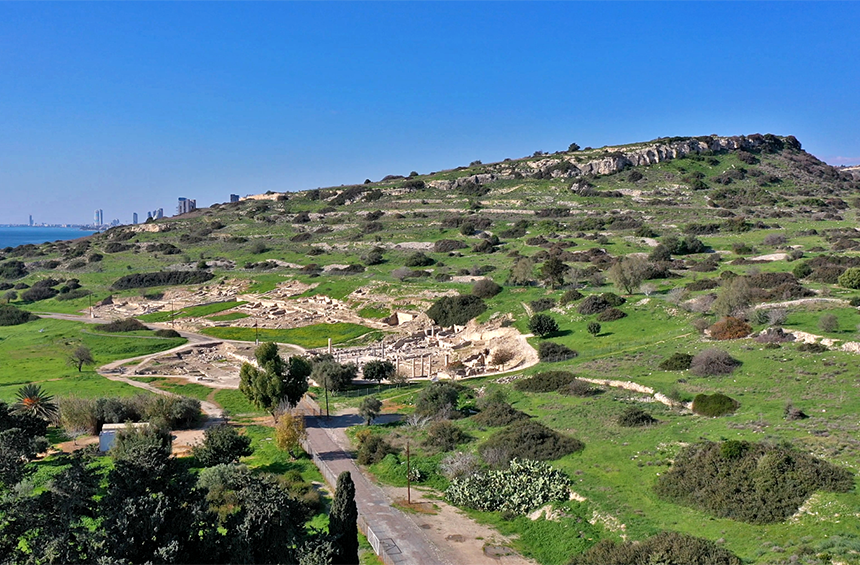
[362,359,395,383]
[819,313,839,333]
[239,343,311,420]
[540,256,568,289]
[312,357,358,418]
[568,143,581,152]
[490,348,515,369]
[472,278,502,298]
[329,471,359,565]
[607,256,648,295]
[275,411,307,458]
[193,424,253,467]
[587,321,601,337]
[13,384,58,422]
[528,313,559,337]
[358,396,382,425]
[838,267,860,289]
[426,295,487,327]
[67,345,95,372]
[712,277,753,317]
[507,257,534,286]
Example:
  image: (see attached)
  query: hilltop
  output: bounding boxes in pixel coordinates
[2,133,860,564]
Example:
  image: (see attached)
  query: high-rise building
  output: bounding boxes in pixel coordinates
[177,197,197,215]
[28,215,33,226]
[230,194,240,203]
[132,212,138,224]
[155,208,164,219]
[94,209,104,225]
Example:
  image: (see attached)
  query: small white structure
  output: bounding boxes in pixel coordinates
[99,422,150,452]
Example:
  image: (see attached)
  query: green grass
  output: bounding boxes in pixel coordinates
[0,317,186,402]
[146,379,215,401]
[358,306,390,319]
[138,301,246,322]
[208,312,250,321]
[214,389,266,418]
[200,322,375,348]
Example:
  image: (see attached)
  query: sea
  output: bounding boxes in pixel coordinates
[0,226,98,249]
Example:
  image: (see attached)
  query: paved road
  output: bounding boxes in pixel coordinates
[303,410,453,565]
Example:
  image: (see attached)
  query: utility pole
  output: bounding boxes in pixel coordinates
[406,441,411,504]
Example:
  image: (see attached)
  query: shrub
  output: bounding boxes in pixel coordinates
[426,295,486,327]
[819,313,839,333]
[0,260,28,280]
[440,452,480,480]
[596,307,626,322]
[690,349,740,376]
[557,379,602,397]
[691,393,739,417]
[587,321,601,336]
[528,313,558,337]
[472,279,502,298]
[708,316,752,340]
[55,288,91,301]
[798,342,828,353]
[472,402,529,427]
[559,289,583,305]
[755,327,794,344]
[838,267,860,289]
[356,435,395,465]
[529,298,555,313]
[154,329,181,338]
[617,407,658,427]
[433,239,467,253]
[59,395,100,436]
[101,318,148,332]
[784,403,809,421]
[577,295,610,315]
[111,271,214,290]
[414,383,460,417]
[602,292,626,307]
[0,305,38,326]
[514,371,578,393]
[655,440,853,524]
[570,531,742,565]
[659,353,693,371]
[423,420,467,451]
[537,342,578,362]
[479,420,583,465]
[20,285,58,302]
[445,459,570,515]
[192,424,253,467]
[404,252,435,267]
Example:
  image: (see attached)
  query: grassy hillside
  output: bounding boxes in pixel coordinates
[3,133,860,563]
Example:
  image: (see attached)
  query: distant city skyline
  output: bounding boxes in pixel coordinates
[2,2,859,224]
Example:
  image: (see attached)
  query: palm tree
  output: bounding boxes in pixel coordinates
[13,384,59,423]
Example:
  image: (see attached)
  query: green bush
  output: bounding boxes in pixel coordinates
[690,348,740,376]
[472,279,502,298]
[101,318,148,333]
[798,342,828,353]
[537,341,578,362]
[471,402,529,427]
[557,379,602,397]
[479,420,584,465]
[356,435,396,465]
[529,298,555,312]
[659,353,693,371]
[414,383,460,417]
[838,267,860,289]
[154,329,182,338]
[404,252,435,267]
[559,289,583,305]
[570,531,742,565]
[426,295,486,327]
[601,292,626,307]
[192,424,253,467]
[514,371,578,393]
[0,305,38,326]
[110,270,214,290]
[655,440,853,524]
[577,295,610,315]
[423,420,467,451]
[528,313,558,337]
[617,407,657,427]
[596,307,626,322]
[433,239,467,253]
[445,458,570,515]
[692,393,739,417]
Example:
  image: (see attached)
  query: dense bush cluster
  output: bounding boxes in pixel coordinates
[596,307,626,322]
[472,279,502,298]
[414,382,460,417]
[655,440,854,524]
[356,434,396,465]
[617,407,657,427]
[423,420,468,451]
[426,295,486,327]
[708,316,752,340]
[100,318,149,332]
[557,379,602,397]
[691,393,739,417]
[479,420,584,465]
[659,352,693,371]
[529,298,555,312]
[59,394,202,435]
[690,348,740,376]
[577,295,610,315]
[528,313,558,337]
[445,458,570,515]
[433,239,467,253]
[571,531,742,565]
[111,271,214,290]
[514,371,578,392]
[537,341,578,362]
[0,305,38,326]
[472,401,529,427]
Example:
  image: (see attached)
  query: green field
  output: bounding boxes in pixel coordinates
[200,322,375,349]
[138,300,247,322]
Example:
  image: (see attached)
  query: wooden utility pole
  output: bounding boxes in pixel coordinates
[406,441,411,504]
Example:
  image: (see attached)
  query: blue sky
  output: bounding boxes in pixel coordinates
[1,2,858,225]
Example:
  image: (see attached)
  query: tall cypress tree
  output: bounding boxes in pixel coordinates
[329,471,359,565]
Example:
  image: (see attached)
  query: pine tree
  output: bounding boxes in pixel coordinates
[329,471,359,565]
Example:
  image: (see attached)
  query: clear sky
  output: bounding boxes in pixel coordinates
[1,2,858,225]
